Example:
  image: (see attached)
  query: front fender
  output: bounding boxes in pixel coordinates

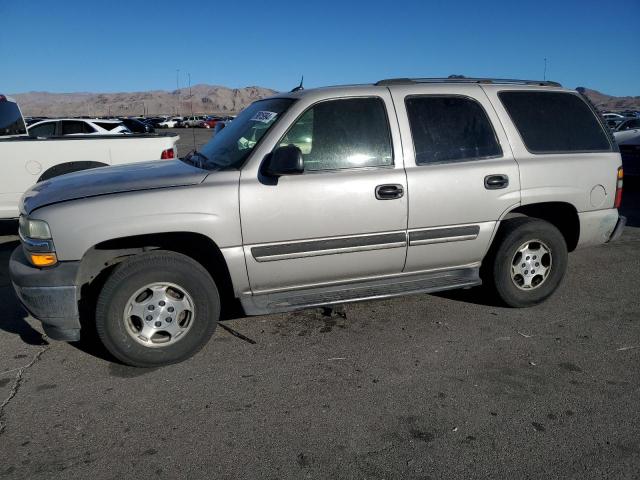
[31,171,242,261]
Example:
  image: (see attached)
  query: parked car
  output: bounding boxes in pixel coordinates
[182,115,206,128]
[119,118,155,134]
[615,118,640,132]
[158,117,182,129]
[143,117,168,128]
[203,116,224,129]
[0,95,180,219]
[10,77,625,367]
[28,118,131,136]
[603,112,626,129]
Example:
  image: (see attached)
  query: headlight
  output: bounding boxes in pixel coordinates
[19,216,57,267]
[19,216,52,239]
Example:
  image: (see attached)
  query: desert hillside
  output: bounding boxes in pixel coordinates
[11,85,278,117]
[9,84,640,117]
[578,88,640,111]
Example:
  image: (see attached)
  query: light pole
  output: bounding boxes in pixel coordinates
[188,73,193,115]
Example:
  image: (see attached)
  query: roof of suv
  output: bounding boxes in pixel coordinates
[276,77,567,100]
[373,77,562,87]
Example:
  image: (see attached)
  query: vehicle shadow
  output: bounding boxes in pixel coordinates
[0,239,49,346]
[430,285,504,307]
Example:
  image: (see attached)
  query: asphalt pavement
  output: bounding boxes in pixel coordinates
[0,168,638,479]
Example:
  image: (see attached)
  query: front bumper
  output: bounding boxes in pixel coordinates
[9,247,81,341]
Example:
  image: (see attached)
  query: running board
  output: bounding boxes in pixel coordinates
[241,267,481,315]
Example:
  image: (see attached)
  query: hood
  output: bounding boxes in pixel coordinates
[22,160,209,214]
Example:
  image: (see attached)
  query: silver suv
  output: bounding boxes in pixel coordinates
[10,77,626,367]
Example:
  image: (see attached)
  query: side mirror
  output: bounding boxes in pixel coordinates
[264,145,304,176]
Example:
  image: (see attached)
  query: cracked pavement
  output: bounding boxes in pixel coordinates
[0,179,638,479]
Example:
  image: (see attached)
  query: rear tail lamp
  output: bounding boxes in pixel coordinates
[614,167,623,209]
[161,148,175,160]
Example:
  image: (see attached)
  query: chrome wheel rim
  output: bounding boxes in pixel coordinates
[510,240,552,291]
[123,282,195,348]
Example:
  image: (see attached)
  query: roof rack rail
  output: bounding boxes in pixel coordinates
[375,76,562,87]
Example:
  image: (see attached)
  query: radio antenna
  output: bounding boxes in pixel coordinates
[290,75,304,92]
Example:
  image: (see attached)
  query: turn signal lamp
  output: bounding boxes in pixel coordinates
[30,253,58,267]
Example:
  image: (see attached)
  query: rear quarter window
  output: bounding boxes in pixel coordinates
[499,91,612,153]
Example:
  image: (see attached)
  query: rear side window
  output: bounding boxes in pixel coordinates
[499,91,612,153]
[62,121,95,135]
[0,100,27,136]
[29,122,57,137]
[279,97,393,171]
[405,96,502,165]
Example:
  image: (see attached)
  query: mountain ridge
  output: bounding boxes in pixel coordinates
[9,85,640,117]
[11,85,278,117]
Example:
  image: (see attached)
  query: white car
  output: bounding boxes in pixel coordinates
[0,96,179,219]
[28,118,131,136]
[158,117,182,128]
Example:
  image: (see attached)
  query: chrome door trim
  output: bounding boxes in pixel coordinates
[251,231,407,262]
[408,225,480,246]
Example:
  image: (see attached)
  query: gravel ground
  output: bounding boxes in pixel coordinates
[0,177,638,479]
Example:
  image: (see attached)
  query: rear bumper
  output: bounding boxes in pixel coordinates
[9,247,81,341]
[608,215,627,243]
[576,209,621,249]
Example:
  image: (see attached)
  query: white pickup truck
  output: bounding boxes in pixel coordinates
[0,94,180,219]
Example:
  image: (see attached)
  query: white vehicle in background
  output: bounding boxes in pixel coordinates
[28,118,130,136]
[158,117,182,129]
[0,95,180,219]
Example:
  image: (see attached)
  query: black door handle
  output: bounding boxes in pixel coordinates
[375,184,404,200]
[484,174,509,190]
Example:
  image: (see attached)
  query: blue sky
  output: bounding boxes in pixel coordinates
[2,0,639,96]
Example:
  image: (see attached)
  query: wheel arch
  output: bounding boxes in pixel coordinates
[77,232,240,318]
[38,161,109,182]
[498,201,580,252]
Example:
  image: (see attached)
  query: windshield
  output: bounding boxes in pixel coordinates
[195,98,294,169]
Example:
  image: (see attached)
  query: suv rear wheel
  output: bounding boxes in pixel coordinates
[95,251,220,367]
[484,218,568,307]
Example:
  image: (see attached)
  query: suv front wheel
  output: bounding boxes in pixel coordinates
[485,218,568,307]
[95,251,220,367]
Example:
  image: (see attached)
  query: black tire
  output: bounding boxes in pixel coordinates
[95,251,220,367]
[484,217,568,308]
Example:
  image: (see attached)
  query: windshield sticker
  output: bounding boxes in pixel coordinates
[251,111,278,123]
